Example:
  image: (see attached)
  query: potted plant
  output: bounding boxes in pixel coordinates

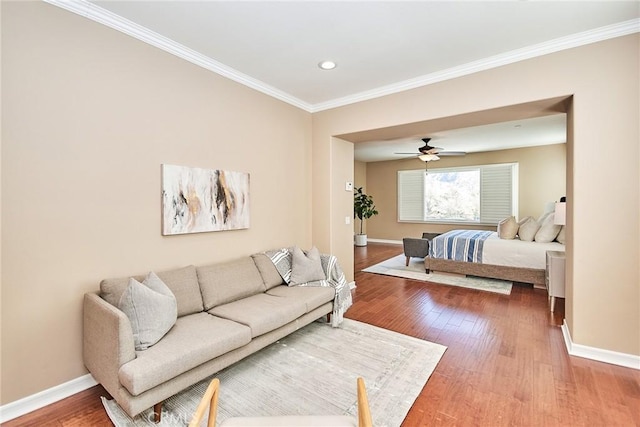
[354,187,379,246]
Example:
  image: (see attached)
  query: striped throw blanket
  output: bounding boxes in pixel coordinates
[430,230,494,263]
[264,248,352,327]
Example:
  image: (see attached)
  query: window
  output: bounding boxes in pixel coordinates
[398,163,518,224]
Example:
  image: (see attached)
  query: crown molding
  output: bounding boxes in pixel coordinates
[43,1,638,114]
[311,18,640,112]
[42,0,314,112]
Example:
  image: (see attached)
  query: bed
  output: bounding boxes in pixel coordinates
[426,229,565,288]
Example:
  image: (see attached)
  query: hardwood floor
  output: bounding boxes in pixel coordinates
[350,244,640,426]
[5,243,640,426]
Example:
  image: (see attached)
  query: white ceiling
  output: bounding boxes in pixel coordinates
[49,0,637,158]
[66,0,639,112]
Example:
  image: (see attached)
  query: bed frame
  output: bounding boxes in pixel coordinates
[424,257,546,289]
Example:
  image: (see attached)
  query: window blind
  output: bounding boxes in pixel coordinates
[397,170,425,221]
[480,163,517,223]
[398,163,517,224]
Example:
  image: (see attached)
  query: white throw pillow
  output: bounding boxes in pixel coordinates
[289,246,326,286]
[518,216,533,227]
[518,217,540,242]
[542,201,556,215]
[497,216,518,239]
[556,225,566,244]
[535,212,562,243]
[537,211,553,225]
[119,272,178,351]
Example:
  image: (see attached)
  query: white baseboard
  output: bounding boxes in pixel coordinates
[562,320,640,370]
[366,238,402,245]
[0,373,98,423]
[348,281,356,290]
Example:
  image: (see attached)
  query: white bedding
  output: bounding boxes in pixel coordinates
[481,232,564,270]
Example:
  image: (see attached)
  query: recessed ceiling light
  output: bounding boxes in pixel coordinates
[318,60,337,70]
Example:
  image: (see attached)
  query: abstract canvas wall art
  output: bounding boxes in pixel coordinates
[161,164,250,235]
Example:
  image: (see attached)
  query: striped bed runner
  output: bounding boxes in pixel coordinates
[430,230,494,263]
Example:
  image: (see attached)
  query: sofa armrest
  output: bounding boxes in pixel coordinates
[83,292,136,395]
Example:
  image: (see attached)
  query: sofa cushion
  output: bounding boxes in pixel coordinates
[118,312,251,396]
[101,265,203,317]
[266,285,334,313]
[251,253,284,290]
[209,293,306,338]
[197,258,267,310]
[118,272,177,351]
[290,246,326,286]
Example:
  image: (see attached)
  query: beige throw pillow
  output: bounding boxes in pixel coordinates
[535,212,562,243]
[289,246,326,286]
[497,216,518,239]
[119,271,178,351]
[518,217,540,242]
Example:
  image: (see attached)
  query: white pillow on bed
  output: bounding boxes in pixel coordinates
[537,211,553,225]
[535,212,562,243]
[518,217,540,242]
[518,216,533,228]
[543,201,556,215]
[497,216,518,239]
[556,225,566,244]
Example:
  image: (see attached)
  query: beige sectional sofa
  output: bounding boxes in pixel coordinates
[83,253,337,418]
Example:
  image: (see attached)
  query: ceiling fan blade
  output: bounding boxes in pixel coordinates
[394,152,419,155]
[410,137,464,159]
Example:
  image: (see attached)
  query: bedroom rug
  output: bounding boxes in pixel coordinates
[363,254,512,295]
[102,318,447,427]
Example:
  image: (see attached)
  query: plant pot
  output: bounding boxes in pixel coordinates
[354,234,368,247]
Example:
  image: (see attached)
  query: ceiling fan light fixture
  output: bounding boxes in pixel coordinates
[419,154,440,162]
[318,60,337,70]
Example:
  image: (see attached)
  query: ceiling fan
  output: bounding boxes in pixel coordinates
[395,138,466,162]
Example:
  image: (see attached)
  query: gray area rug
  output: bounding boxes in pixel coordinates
[102,318,446,427]
[363,254,512,295]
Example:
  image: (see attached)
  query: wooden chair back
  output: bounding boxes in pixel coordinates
[189,377,372,427]
[188,378,220,427]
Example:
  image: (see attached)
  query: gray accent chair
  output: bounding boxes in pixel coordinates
[402,233,441,267]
